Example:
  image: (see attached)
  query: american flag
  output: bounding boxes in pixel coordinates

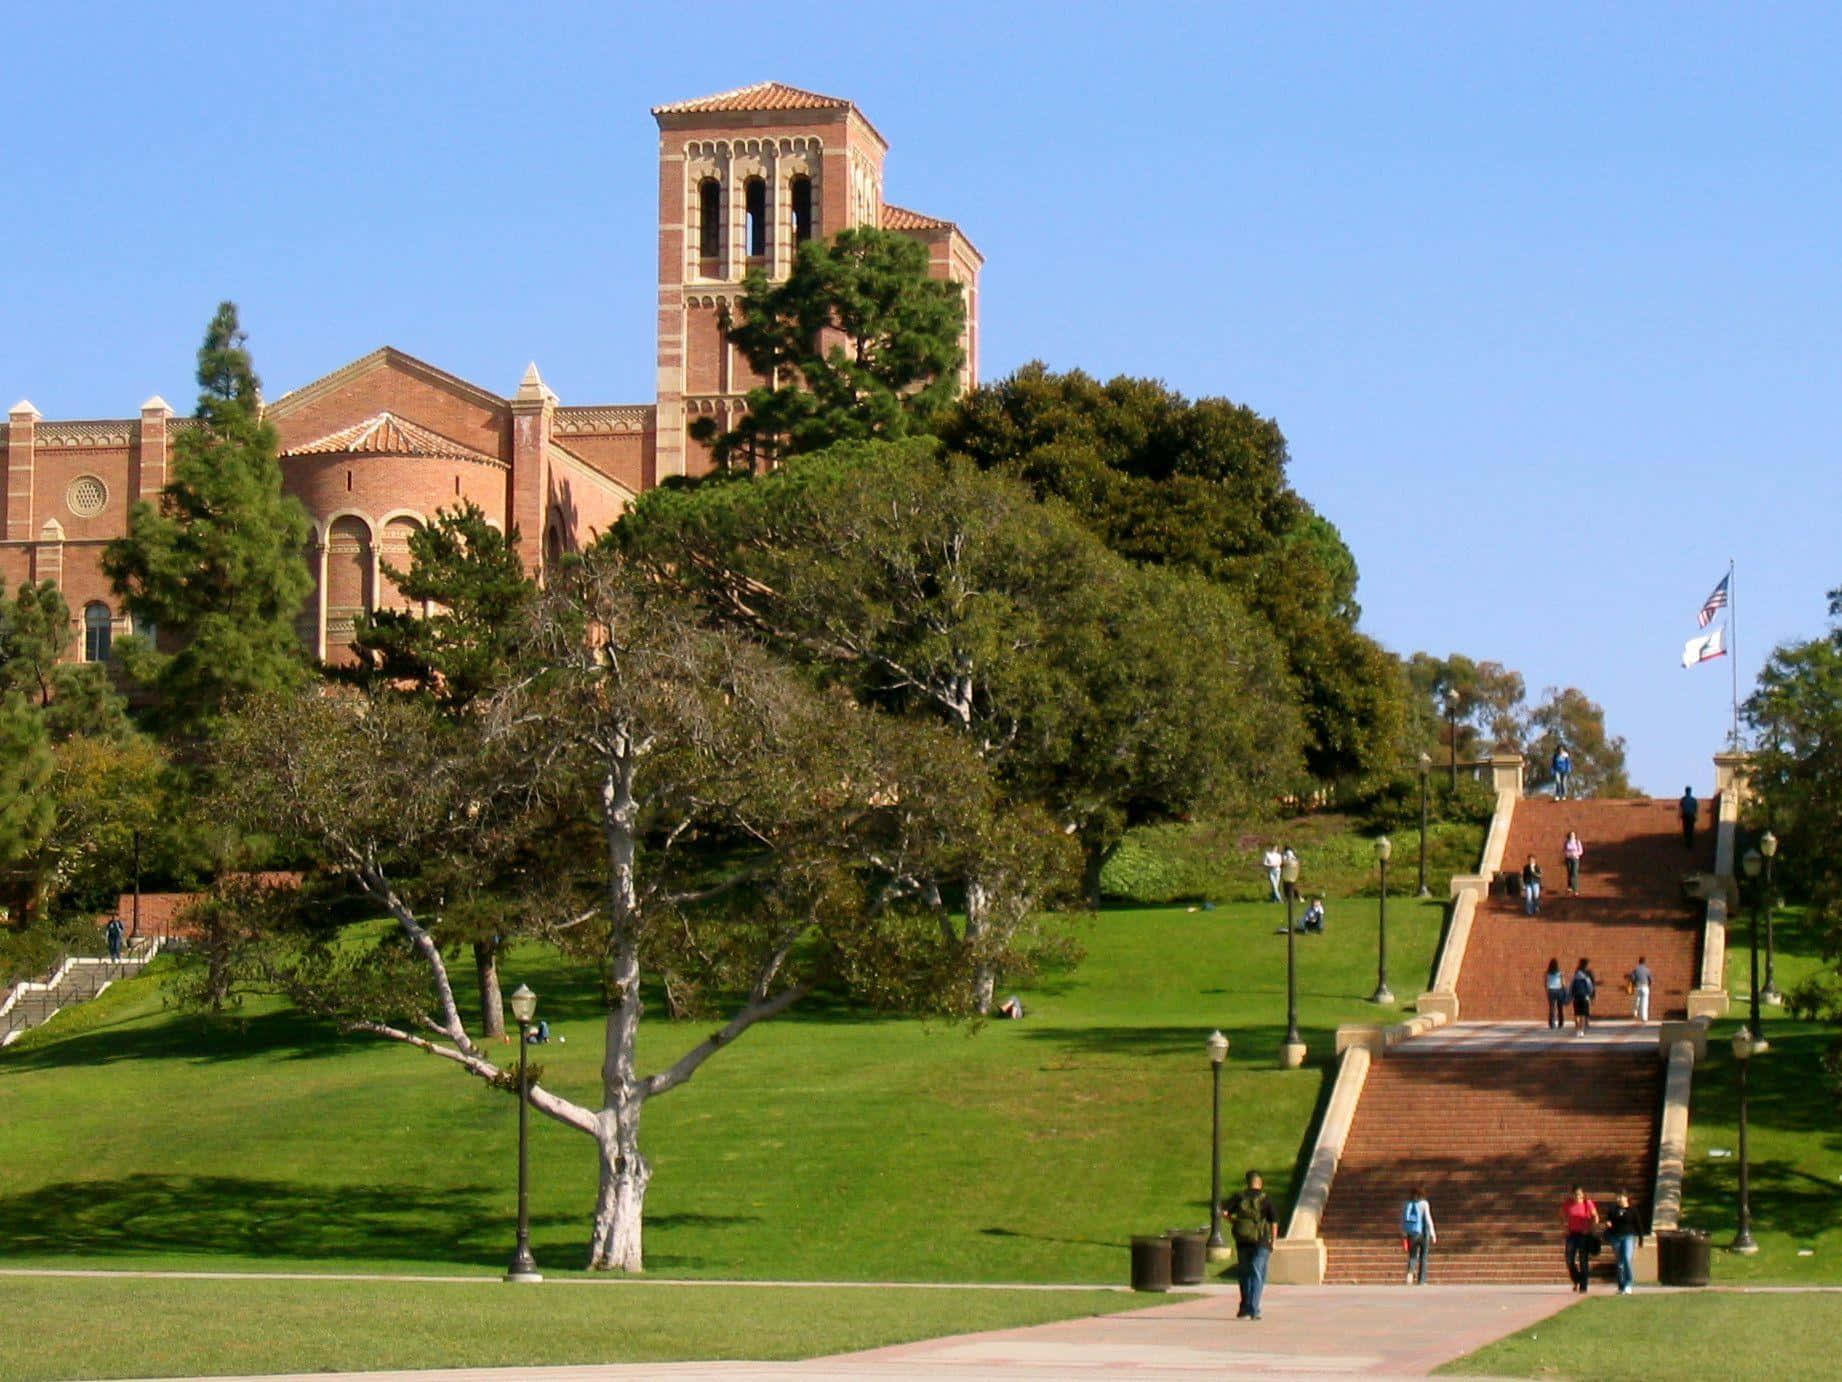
[1698,574,1730,629]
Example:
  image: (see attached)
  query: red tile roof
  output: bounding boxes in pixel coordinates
[653,81,853,116]
[882,204,956,232]
[285,412,501,465]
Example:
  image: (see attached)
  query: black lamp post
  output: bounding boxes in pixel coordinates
[1371,836,1394,1005]
[1445,690,1461,791]
[1416,752,1431,898]
[1761,831,1781,1006]
[1731,1027,1760,1255]
[505,983,542,1283]
[1742,849,1764,1044]
[1280,856,1303,1066]
[1206,1029,1230,1251]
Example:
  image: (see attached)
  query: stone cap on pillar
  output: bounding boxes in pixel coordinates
[514,363,558,407]
[1488,753,1524,795]
[9,399,41,422]
[140,395,173,417]
[1713,751,1751,801]
[39,517,65,542]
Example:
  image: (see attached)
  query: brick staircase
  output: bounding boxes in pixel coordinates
[1320,1036,1661,1283]
[1313,792,1706,1284]
[1457,797,1710,1023]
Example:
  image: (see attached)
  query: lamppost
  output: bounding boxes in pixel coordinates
[1206,1030,1230,1254]
[1731,1027,1761,1255]
[1371,836,1394,1005]
[1742,849,1764,1044]
[1445,689,1461,791]
[1761,830,1782,1006]
[505,983,542,1283]
[1416,752,1431,898]
[1280,855,1305,1067]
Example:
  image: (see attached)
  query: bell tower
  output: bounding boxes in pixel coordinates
[651,82,889,480]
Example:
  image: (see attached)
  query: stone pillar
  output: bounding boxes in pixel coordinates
[1488,753,1525,795]
[655,143,689,482]
[6,400,39,542]
[509,364,554,578]
[30,518,64,586]
[135,396,172,503]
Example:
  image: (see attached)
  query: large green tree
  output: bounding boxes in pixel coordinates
[692,227,966,470]
[103,302,314,735]
[1523,686,1632,797]
[934,364,1400,782]
[621,438,1302,955]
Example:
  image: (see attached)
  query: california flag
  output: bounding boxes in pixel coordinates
[1682,626,1726,668]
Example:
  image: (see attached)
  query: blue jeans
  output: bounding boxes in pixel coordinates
[1614,1233,1637,1291]
[1236,1239,1270,1316]
[1524,882,1541,915]
[1406,1232,1431,1283]
[1555,772,1570,799]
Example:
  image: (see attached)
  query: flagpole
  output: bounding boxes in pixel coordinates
[1729,558,1738,749]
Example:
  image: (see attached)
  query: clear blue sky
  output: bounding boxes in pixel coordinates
[7,2,1839,794]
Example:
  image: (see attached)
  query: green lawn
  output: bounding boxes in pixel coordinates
[1439,1292,1842,1380]
[0,897,1446,1283]
[1674,904,1842,1283]
[0,1276,1147,1381]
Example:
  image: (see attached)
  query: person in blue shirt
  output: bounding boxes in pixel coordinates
[1551,744,1573,799]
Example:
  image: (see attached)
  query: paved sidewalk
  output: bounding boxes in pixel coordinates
[125,1285,1580,1382]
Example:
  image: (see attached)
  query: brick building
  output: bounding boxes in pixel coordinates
[1,82,980,665]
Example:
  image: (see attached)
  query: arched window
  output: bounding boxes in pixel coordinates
[745,177,767,258]
[791,175,813,244]
[83,603,113,663]
[698,178,721,260]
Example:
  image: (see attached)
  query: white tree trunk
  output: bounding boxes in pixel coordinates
[473,939,505,1040]
[965,878,996,1015]
[588,1106,650,1271]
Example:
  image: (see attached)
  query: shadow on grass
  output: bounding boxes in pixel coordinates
[978,1224,1128,1250]
[1020,1022,1345,1069]
[1,1009,359,1072]
[0,1175,536,1266]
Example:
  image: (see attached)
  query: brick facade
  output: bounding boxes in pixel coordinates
[2,81,978,667]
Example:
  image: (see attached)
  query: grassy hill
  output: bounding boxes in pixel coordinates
[0,894,1449,1283]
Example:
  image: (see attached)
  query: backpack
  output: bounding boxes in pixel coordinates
[1570,971,1594,1002]
[1229,1191,1266,1245]
[1402,1199,1424,1236]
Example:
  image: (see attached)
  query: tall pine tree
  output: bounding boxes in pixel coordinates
[104,303,313,735]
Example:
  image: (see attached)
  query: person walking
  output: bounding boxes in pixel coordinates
[1552,744,1573,800]
[1544,958,1568,1029]
[1570,957,1597,1036]
[1562,831,1584,895]
[1521,854,1543,916]
[1604,1189,1643,1295]
[1401,1186,1436,1284]
[1226,1170,1279,1320]
[1562,1185,1602,1292]
[1280,846,1300,902]
[104,915,124,962]
[1628,957,1654,1023]
[1261,845,1283,902]
[1680,787,1699,849]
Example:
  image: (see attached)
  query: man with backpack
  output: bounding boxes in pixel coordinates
[1402,1186,1437,1283]
[1223,1169,1279,1320]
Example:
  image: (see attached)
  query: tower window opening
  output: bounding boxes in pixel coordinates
[346,469,353,492]
[791,176,813,244]
[745,177,767,258]
[698,178,721,260]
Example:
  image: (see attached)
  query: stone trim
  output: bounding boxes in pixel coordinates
[1268,1043,1372,1285]
[1688,785,1739,1018]
[1650,1035,1698,1234]
[1417,784,1520,1019]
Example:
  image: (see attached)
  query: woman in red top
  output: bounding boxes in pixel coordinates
[1562,1185,1602,1291]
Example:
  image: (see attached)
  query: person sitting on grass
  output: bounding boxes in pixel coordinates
[1299,897,1327,934]
[996,995,1025,1020]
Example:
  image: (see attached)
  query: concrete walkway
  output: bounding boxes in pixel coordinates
[122,1285,1582,1382]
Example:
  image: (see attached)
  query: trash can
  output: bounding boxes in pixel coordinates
[1166,1229,1207,1285]
[1130,1235,1172,1292]
[1655,1229,1711,1286]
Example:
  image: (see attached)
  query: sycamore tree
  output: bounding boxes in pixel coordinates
[620,439,1302,981]
[215,550,991,1271]
[692,227,966,470]
[104,302,313,736]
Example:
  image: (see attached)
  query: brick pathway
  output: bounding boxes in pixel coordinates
[117,1284,1580,1381]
